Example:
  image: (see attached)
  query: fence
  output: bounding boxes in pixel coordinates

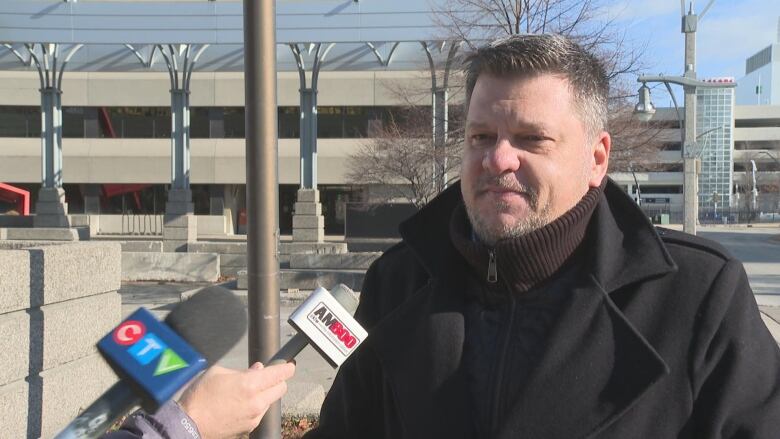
[121,212,163,235]
[640,205,780,225]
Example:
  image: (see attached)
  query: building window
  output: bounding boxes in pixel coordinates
[190,107,210,138]
[632,185,683,194]
[105,107,171,138]
[0,105,436,139]
[224,107,245,138]
[0,106,41,137]
[318,106,344,138]
[62,107,86,138]
[278,107,300,138]
[735,140,780,150]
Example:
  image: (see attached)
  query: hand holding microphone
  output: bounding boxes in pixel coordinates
[178,361,295,439]
[176,283,363,439]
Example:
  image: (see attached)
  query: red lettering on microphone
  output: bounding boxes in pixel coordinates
[113,320,146,346]
[311,304,359,351]
[327,321,355,350]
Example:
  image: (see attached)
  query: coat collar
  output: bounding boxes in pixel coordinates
[373,178,677,437]
[398,178,678,294]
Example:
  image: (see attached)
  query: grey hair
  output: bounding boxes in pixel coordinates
[462,34,609,139]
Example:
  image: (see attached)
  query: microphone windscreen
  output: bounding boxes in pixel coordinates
[330,284,359,314]
[164,286,247,365]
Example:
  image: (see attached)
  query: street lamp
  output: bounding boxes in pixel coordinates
[634,84,655,122]
[633,0,734,236]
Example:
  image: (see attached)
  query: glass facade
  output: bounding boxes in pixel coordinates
[696,87,735,208]
[0,105,417,140]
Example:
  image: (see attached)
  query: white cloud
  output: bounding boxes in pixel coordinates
[608,0,682,23]
[695,0,780,77]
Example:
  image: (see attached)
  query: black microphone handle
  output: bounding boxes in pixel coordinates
[267,332,309,366]
[53,381,140,439]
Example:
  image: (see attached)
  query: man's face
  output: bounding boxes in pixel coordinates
[461,73,609,246]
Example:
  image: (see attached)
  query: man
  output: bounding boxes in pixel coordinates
[305,35,780,438]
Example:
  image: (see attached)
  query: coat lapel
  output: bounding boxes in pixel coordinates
[369,279,475,438]
[496,182,677,438]
[497,273,670,438]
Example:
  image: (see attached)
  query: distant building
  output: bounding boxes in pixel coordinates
[736,19,780,106]
[0,2,777,230]
[697,81,735,209]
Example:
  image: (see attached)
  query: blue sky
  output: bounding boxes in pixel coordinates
[609,0,780,103]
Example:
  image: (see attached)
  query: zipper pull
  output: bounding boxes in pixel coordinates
[487,250,498,283]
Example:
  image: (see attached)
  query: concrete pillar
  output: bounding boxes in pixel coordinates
[34,88,70,228]
[163,88,196,252]
[292,189,324,243]
[299,88,318,189]
[294,88,325,244]
[163,189,197,253]
[170,89,191,190]
[34,188,70,228]
[290,43,333,245]
[83,184,101,214]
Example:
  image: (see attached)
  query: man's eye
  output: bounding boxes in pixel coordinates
[470,134,494,145]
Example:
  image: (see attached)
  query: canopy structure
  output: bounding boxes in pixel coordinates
[0,1,460,72]
[0,0,464,226]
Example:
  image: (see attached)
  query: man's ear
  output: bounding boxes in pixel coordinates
[589,131,610,187]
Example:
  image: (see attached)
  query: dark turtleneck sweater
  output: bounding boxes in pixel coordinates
[450,182,604,437]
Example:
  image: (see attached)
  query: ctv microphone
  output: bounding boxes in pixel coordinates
[54,286,247,439]
[268,284,367,367]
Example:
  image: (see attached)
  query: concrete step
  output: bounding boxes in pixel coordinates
[237,268,366,291]
[345,238,401,253]
[121,252,220,282]
[289,252,380,270]
[3,227,80,241]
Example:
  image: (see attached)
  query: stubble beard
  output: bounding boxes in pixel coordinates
[464,176,553,247]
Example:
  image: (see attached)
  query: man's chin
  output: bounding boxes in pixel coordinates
[472,214,549,244]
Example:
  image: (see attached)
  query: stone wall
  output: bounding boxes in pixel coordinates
[0,242,122,438]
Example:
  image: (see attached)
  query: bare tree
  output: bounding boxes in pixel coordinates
[347,105,464,208]
[432,0,645,81]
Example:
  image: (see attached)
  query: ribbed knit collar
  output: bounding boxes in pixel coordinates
[450,180,604,295]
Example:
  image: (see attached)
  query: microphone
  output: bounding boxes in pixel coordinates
[54,286,247,439]
[268,284,367,368]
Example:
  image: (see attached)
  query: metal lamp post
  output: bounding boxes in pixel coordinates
[633,0,736,236]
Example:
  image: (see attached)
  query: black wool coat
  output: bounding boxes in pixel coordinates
[304,180,780,439]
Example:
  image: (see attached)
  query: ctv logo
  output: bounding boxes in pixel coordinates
[113,320,189,376]
[308,303,359,354]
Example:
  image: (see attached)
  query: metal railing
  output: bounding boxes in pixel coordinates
[120,212,163,235]
[640,205,780,225]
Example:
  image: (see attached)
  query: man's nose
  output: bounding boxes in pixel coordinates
[483,138,520,175]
